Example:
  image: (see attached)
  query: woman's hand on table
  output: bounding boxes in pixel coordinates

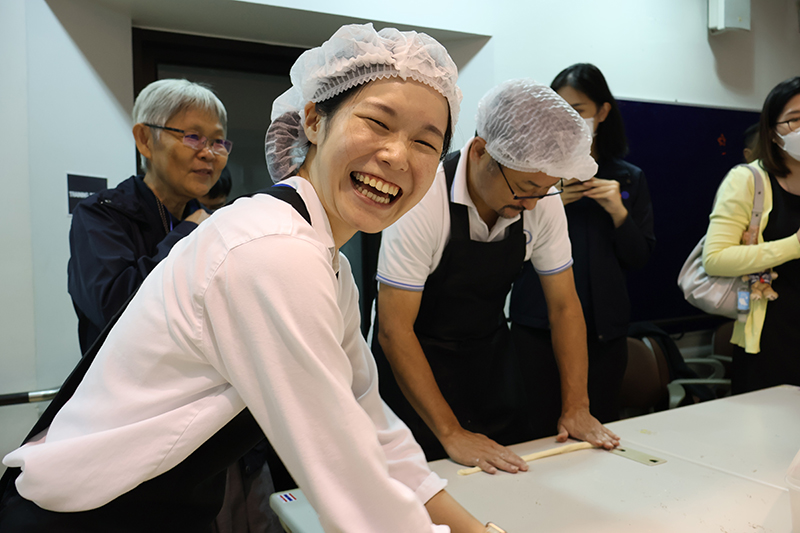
[556,407,620,450]
[441,428,529,475]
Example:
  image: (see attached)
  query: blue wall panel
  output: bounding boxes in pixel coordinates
[618,99,760,329]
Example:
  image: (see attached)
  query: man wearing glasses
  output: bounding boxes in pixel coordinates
[371,79,619,475]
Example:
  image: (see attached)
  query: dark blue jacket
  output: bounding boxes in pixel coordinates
[68,176,201,353]
[510,157,656,342]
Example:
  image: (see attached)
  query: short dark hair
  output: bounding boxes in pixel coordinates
[551,63,628,161]
[752,76,800,177]
[206,166,232,199]
[314,82,453,161]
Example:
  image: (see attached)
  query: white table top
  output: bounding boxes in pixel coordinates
[429,438,790,532]
[428,385,799,532]
[608,385,800,489]
[272,386,800,532]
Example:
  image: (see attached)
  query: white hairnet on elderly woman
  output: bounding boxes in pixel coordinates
[0,23,496,533]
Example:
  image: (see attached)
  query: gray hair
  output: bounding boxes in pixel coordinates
[133,79,228,172]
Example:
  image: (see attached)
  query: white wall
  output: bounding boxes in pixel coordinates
[0,0,37,395]
[240,0,800,140]
[2,0,800,394]
[1,0,134,394]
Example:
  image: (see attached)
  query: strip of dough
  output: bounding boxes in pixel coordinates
[457,441,595,476]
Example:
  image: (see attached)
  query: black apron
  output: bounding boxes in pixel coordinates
[0,186,308,533]
[372,152,531,460]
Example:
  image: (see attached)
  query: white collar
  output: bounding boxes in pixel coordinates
[449,138,522,228]
[281,177,339,274]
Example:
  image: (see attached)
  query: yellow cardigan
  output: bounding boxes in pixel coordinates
[702,161,800,353]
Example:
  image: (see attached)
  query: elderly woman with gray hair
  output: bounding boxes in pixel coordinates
[67,78,229,354]
[0,24,500,533]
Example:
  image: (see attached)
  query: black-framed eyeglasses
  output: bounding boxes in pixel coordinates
[145,123,233,155]
[776,117,800,133]
[497,163,563,200]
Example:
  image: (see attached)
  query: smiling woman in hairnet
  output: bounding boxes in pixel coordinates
[0,23,496,533]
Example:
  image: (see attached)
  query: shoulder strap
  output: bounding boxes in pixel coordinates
[0,184,312,494]
[743,164,764,233]
[29,185,309,440]
[712,164,765,234]
[260,184,311,225]
[442,151,461,195]
[233,184,311,225]
[0,288,137,495]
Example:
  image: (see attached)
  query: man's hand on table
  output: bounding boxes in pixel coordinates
[556,407,620,450]
[441,428,529,475]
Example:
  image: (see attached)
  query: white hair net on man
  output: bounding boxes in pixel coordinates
[265,23,462,182]
[476,79,597,181]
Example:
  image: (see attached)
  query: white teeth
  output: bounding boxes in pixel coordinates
[353,172,400,199]
[354,181,391,204]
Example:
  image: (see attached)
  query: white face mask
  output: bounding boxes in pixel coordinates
[777,129,800,161]
[583,116,597,138]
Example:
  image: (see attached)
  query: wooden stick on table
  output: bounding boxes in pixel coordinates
[457,441,595,476]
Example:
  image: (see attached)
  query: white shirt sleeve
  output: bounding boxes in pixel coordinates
[376,169,448,291]
[338,253,448,504]
[200,235,448,533]
[524,194,573,275]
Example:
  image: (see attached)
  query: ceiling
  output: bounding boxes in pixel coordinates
[93,0,485,51]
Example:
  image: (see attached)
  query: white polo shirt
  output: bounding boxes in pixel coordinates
[377,139,573,292]
[4,178,448,533]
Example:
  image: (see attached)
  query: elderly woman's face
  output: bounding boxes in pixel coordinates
[302,77,449,246]
[147,108,228,201]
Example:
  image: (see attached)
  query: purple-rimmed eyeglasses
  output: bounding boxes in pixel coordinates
[145,124,233,156]
[496,162,562,200]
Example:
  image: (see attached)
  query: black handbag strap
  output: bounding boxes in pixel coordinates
[0,185,310,495]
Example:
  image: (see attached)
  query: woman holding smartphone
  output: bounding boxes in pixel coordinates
[510,63,655,433]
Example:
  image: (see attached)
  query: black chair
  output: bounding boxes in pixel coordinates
[619,337,670,418]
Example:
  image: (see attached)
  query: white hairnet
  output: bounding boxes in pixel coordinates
[265,23,462,182]
[476,79,597,181]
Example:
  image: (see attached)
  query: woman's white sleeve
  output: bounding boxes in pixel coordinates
[337,254,447,505]
[201,235,447,533]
